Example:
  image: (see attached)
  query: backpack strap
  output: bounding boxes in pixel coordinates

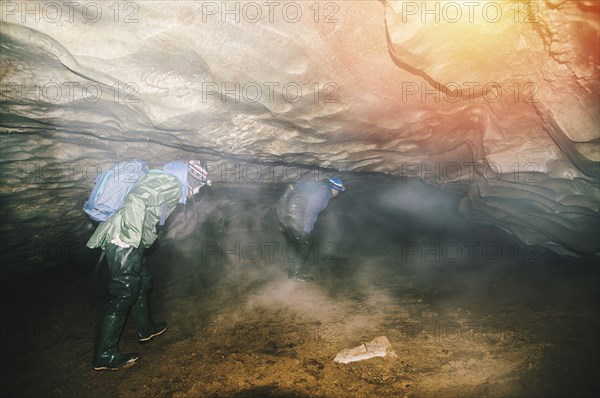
[92,250,106,272]
[159,203,168,226]
[192,190,198,219]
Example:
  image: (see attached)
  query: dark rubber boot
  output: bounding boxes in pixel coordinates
[133,294,168,343]
[288,262,314,282]
[92,313,140,371]
[288,240,314,282]
[291,272,314,282]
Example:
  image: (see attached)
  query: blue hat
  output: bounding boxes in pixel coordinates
[328,177,345,192]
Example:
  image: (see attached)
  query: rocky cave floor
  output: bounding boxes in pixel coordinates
[1,184,599,398]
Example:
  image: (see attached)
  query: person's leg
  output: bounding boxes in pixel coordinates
[132,255,168,342]
[92,244,143,371]
[287,240,301,279]
[295,239,314,282]
[283,227,313,282]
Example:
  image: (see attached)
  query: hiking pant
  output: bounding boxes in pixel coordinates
[281,224,313,272]
[101,243,152,317]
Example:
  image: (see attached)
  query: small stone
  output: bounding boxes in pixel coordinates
[333,336,398,364]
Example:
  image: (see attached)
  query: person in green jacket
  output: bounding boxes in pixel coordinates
[87,160,210,371]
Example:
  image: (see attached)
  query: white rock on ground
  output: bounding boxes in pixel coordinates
[333,336,398,364]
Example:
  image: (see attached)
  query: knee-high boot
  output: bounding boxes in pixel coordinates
[92,312,139,371]
[132,293,168,342]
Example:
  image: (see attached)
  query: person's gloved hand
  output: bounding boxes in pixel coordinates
[298,231,311,245]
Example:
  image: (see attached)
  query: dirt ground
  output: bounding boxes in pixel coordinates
[1,229,598,398]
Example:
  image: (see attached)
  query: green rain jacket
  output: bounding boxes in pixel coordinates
[86,171,182,250]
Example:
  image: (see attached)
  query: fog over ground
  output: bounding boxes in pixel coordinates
[0,0,598,397]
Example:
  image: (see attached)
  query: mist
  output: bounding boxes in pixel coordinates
[1,0,599,396]
[2,167,598,397]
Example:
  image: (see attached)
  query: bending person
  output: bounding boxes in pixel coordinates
[86,160,210,371]
[277,177,345,282]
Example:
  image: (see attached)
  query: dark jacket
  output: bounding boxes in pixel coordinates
[277,182,333,235]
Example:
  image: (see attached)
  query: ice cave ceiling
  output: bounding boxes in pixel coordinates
[0,0,599,271]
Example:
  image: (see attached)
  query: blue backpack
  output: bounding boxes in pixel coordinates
[83,160,149,222]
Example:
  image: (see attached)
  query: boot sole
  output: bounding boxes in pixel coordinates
[290,277,314,282]
[93,357,139,371]
[138,325,168,342]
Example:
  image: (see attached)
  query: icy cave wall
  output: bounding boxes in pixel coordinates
[0,0,599,272]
